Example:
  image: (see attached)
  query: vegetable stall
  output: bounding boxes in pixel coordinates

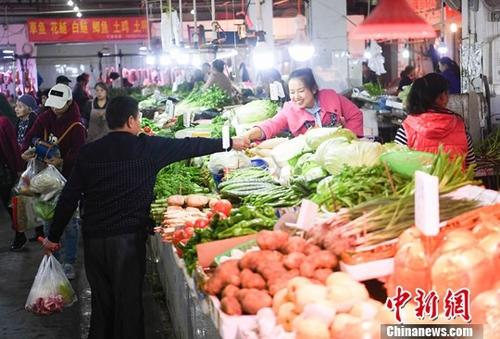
[139,86,500,339]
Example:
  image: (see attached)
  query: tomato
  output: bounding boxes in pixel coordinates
[194,218,210,229]
[185,220,195,229]
[184,227,194,238]
[143,126,151,133]
[172,229,185,244]
[206,211,214,220]
[212,200,232,217]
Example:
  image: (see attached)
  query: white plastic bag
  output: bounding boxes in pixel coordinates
[30,165,66,201]
[14,158,45,196]
[208,151,251,174]
[25,255,77,315]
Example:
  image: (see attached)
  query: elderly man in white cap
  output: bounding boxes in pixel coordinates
[21,83,86,279]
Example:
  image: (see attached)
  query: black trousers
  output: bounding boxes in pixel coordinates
[0,184,13,229]
[84,231,147,339]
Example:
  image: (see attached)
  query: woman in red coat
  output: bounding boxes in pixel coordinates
[395,73,475,166]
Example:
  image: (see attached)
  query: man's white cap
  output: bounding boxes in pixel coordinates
[45,83,73,109]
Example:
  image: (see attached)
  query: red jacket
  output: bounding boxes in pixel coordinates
[22,102,86,178]
[402,110,468,160]
[0,116,22,173]
[258,89,364,138]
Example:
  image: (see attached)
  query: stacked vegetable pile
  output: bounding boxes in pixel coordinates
[307,152,481,257]
[475,128,500,170]
[181,206,277,274]
[230,100,279,128]
[154,162,212,199]
[203,230,338,315]
[175,85,231,115]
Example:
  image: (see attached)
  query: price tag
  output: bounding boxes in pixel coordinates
[269,82,279,101]
[295,199,318,231]
[415,171,440,236]
[275,81,285,98]
[183,111,191,128]
[222,124,230,150]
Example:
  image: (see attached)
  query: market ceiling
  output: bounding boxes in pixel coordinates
[1,0,313,22]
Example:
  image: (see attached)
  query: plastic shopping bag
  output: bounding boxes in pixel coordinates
[14,158,46,196]
[25,254,77,315]
[12,195,43,232]
[30,165,66,201]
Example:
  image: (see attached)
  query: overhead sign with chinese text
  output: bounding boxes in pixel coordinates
[27,17,148,43]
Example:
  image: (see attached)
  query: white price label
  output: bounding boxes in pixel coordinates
[415,171,440,236]
[296,199,318,231]
[222,124,230,150]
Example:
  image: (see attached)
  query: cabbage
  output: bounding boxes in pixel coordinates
[233,100,278,124]
[315,139,383,175]
[382,142,409,154]
[270,135,308,168]
[293,153,319,176]
[304,127,357,151]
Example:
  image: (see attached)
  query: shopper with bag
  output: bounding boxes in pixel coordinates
[0,114,24,250]
[22,83,86,279]
[15,94,45,243]
[43,96,249,339]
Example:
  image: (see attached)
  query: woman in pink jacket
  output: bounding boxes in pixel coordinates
[244,68,363,141]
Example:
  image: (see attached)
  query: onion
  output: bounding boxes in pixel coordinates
[438,229,477,253]
[330,314,361,339]
[471,289,500,339]
[332,319,380,339]
[479,232,500,274]
[397,227,422,249]
[350,300,381,320]
[392,239,432,294]
[431,245,494,298]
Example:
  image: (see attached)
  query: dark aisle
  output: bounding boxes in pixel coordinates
[0,205,175,339]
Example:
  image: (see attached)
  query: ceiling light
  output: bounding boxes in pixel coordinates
[363,50,372,59]
[190,9,195,15]
[253,41,274,70]
[437,38,448,55]
[73,6,79,12]
[160,54,171,66]
[67,0,74,6]
[288,15,315,62]
[145,55,156,65]
[1,49,14,54]
[139,46,148,52]
[402,43,410,59]
[450,23,458,33]
[76,12,82,18]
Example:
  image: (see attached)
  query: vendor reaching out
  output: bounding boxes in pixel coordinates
[243,68,363,142]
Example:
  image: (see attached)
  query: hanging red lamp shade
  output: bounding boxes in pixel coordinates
[350,0,437,40]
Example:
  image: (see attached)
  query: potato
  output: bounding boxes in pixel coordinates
[277,302,298,332]
[238,289,273,315]
[257,230,289,251]
[303,243,321,255]
[283,252,307,270]
[272,288,290,313]
[221,284,240,299]
[299,251,338,278]
[185,194,209,208]
[240,269,266,290]
[204,276,225,295]
[220,296,242,316]
[312,268,334,283]
[282,236,307,254]
[167,195,185,206]
[239,250,283,271]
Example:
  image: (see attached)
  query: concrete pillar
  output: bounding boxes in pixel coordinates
[309,0,349,91]
[247,0,274,46]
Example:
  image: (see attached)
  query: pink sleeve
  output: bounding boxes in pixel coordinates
[339,96,364,137]
[257,106,291,139]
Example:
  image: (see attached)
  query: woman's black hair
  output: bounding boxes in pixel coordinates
[400,65,415,79]
[288,68,319,94]
[106,96,139,129]
[439,57,460,76]
[94,82,109,92]
[406,73,449,114]
[212,59,225,73]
